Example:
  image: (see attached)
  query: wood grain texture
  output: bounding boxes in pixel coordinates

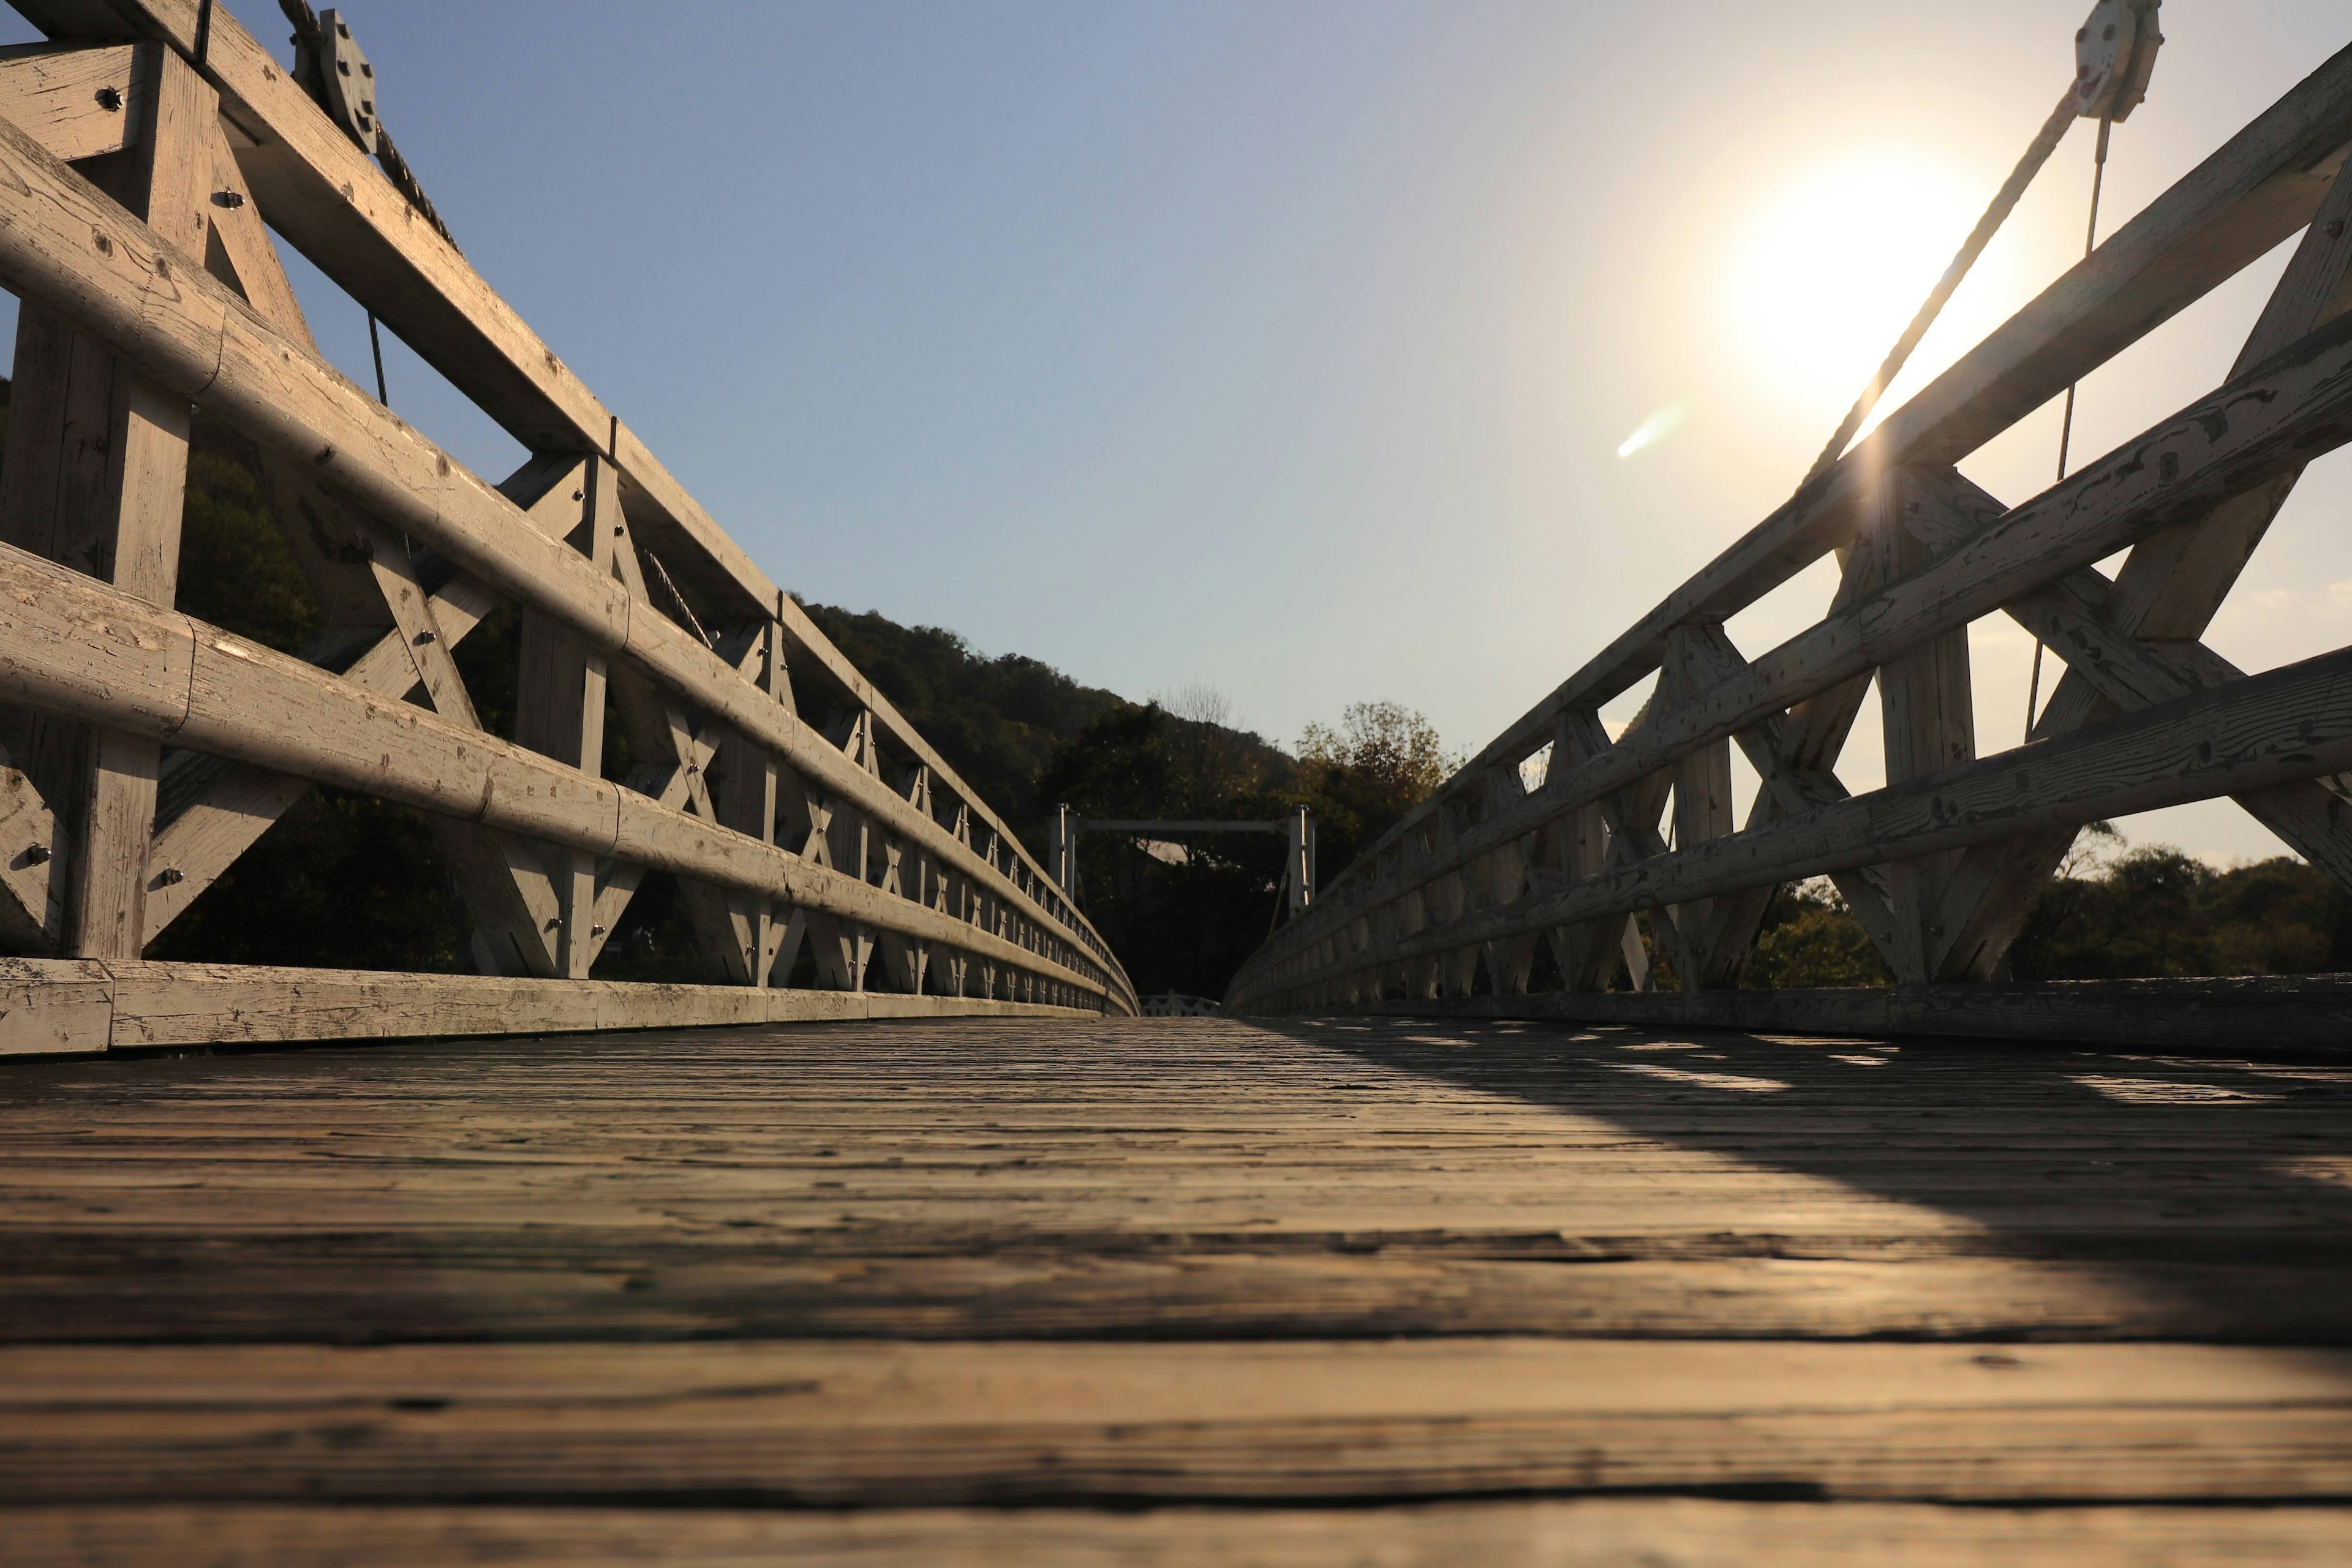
[9,1336,2352,1505]
[17,1499,2352,1568]
[6,1014,2352,1539]
[0,42,138,163]
[1348,974,2352,1050]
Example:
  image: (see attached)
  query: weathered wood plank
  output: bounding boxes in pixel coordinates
[18,1499,2352,1568]
[3,1337,2348,1504]
[1348,974,2352,1050]
[0,957,1103,1055]
[10,1241,2351,1347]
[0,42,138,163]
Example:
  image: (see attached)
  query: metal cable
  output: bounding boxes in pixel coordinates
[2025,114,2115,743]
[1801,87,2079,492]
[643,549,718,651]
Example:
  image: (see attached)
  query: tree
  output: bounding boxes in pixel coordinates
[1295,701,1456,884]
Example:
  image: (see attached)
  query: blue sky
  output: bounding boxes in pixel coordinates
[7,2,2350,862]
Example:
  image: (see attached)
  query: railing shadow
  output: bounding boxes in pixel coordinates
[1267,1013,2352,1343]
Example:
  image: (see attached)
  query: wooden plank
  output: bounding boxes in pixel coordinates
[11,1241,2352,1346]
[12,1499,2352,1568]
[2,1337,2349,1504]
[87,960,1095,1049]
[0,956,109,1052]
[0,41,140,163]
[0,958,1095,1055]
[1351,973,2352,1050]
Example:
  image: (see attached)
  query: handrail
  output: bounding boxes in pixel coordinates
[0,7,1137,1017]
[1229,42,2352,1014]
[1266,43,2352,949]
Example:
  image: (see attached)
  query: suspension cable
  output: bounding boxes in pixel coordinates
[1800,88,2079,492]
[2025,113,2116,742]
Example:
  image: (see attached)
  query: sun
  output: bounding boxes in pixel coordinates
[1720,151,2011,421]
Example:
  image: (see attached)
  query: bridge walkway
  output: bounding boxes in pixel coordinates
[7,1017,2352,1561]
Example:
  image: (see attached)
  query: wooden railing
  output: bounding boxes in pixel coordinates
[1228,41,2352,1028]
[0,0,1136,1057]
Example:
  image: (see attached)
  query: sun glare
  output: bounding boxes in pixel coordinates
[1721,152,2012,421]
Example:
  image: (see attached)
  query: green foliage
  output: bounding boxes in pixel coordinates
[1031,695,1458,999]
[146,786,466,970]
[797,603,1131,842]
[1035,700,1300,998]
[1743,880,1892,989]
[1294,701,1457,882]
[1724,843,2352,991]
[2010,845,2352,979]
[174,416,320,654]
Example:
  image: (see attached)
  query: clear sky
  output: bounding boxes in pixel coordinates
[7,2,2349,864]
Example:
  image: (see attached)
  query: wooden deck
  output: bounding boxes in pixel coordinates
[8,1016,2352,1562]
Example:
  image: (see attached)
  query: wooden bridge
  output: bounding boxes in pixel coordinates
[6,1,2352,1560]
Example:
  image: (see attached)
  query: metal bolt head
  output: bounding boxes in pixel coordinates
[23,845,50,865]
[94,85,121,111]
[211,190,247,209]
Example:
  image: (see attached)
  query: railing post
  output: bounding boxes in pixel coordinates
[1051,804,1077,899]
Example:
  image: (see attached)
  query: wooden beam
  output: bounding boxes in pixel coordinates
[1245,303,2352,994]
[9,0,1110,977]
[1928,154,2352,978]
[1867,469,1976,983]
[0,956,1099,1058]
[1235,636,2352,1008]
[1661,627,1740,987]
[0,42,140,162]
[0,541,1119,1004]
[0,104,1131,1005]
[0,40,209,962]
[1284,46,2352,944]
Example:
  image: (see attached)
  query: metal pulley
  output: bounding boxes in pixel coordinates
[293,7,380,154]
[2073,0,2162,122]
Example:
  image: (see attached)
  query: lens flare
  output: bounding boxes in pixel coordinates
[1616,402,1688,458]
